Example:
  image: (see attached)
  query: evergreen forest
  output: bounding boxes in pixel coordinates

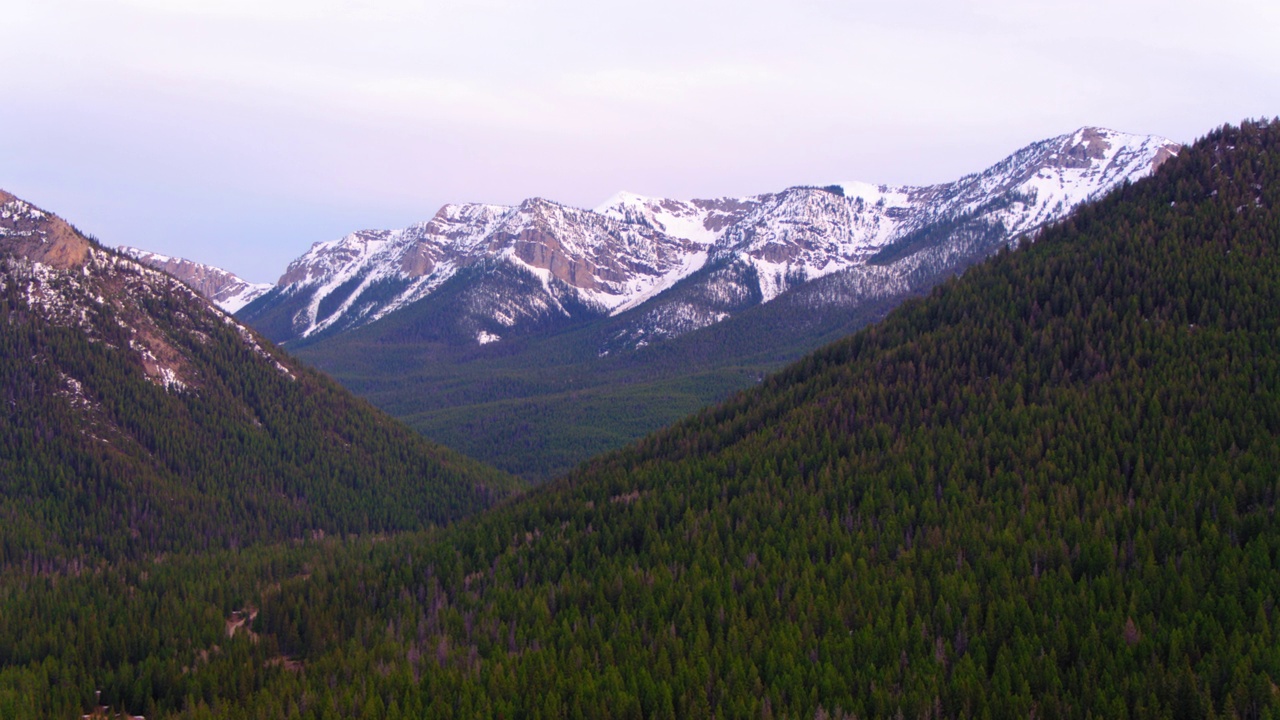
[3,120,1280,718]
[0,240,518,566]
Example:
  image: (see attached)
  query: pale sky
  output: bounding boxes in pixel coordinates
[3,0,1277,282]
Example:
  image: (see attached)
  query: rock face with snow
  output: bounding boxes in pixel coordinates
[120,246,272,313]
[242,198,714,344]
[242,128,1180,348]
[0,190,92,270]
[600,128,1179,348]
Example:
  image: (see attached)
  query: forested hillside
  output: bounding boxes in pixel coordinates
[3,120,1279,718]
[0,199,518,566]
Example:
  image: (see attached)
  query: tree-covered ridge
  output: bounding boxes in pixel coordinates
[2,119,1279,718]
[0,214,520,566]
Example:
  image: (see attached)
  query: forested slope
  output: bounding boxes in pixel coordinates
[0,198,518,566]
[4,120,1279,718]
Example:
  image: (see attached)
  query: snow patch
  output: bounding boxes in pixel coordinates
[837,181,911,208]
[1,199,47,222]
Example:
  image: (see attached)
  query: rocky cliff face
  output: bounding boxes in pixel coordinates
[238,127,1179,348]
[244,198,712,343]
[0,190,92,270]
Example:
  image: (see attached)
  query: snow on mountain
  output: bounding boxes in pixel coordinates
[593,192,761,246]
[714,186,906,302]
[248,127,1179,347]
[902,127,1181,236]
[494,198,707,313]
[251,197,709,341]
[120,247,273,313]
[711,127,1179,302]
[605,127,1179,346]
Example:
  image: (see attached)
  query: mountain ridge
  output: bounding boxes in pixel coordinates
[120,246,272,313]
[0,190,518,563]
[237,126,1177,349]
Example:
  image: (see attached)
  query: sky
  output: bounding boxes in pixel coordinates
[3,0,1278,282]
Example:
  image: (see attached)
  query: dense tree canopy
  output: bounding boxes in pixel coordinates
[0,240,518,566]
[3,120,1280,718]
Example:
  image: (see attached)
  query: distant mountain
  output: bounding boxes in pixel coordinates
[279,128,1180,480]
[596,128,1178,348]
[0,190,517,564]
[241,198,711,345]
[120,246,271,312]
[242,127,1177,350]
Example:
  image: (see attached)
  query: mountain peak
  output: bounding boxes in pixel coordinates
[0,190,93,270]
[1048,126,1178,170]
[592,190,653,214]
[518,196,563,209]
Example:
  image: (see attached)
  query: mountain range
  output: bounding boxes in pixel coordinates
[231,127,1177,350]
[124,127,1180,481]
[128,129,1176,351]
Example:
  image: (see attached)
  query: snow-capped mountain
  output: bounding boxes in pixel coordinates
[120,246,272,313]
[244,198,710,344]
[243,127,1179,347]
[601,127,1180,348]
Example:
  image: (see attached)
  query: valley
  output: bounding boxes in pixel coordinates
[2,120,1278,718]
[139,127,1180,481]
